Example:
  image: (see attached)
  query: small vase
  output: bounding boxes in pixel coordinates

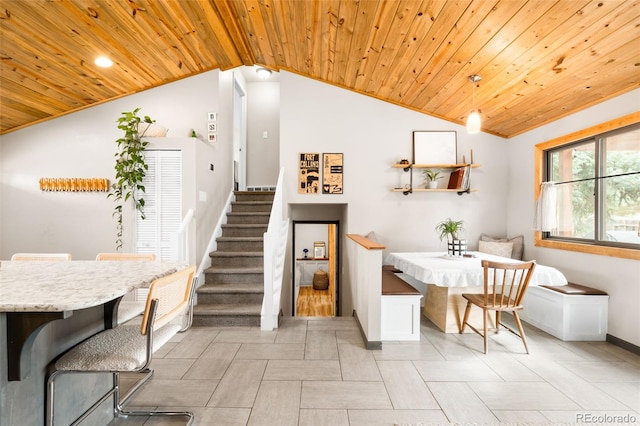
[447,239,467,256]
[428,181,438,189]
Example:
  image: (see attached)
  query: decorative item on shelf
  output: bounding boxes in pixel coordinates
[447,167,469,190]
[39,178,109,192]
[435,218,467,256]
[423,169,442,189]
[398,158,411,172]
[303,248,309,259]
[313,241,326,259]
[137,122,167,137]
[413,131,457,164]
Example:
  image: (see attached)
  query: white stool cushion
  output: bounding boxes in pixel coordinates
[55,323,181,372]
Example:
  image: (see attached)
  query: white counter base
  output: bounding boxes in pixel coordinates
[381,294,423,341]
[520,286,608,341]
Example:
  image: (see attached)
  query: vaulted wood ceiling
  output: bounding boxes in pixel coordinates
[1,0,638,137]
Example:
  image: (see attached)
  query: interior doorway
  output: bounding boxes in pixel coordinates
[292,220,340,317]
[232,75,247,191]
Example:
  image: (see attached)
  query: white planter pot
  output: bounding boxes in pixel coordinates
[428,181,439,189]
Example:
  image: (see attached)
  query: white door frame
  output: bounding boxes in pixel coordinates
[233,76,247,191]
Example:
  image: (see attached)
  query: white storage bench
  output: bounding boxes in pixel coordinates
[520,283,608,341]
[381,266,423,341]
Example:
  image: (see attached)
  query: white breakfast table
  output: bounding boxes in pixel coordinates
[384,251,568,333]
[0,260,187,381]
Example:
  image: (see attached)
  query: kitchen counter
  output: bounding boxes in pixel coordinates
[0,260,186,381]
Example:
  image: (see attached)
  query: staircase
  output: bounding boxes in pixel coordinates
[193,191,274,327]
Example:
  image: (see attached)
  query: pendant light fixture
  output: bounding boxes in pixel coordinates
[466,74,482,134]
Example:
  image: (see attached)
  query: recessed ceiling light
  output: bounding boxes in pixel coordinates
[94,56,113,68]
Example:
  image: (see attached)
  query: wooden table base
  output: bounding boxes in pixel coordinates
[423,284,495,333]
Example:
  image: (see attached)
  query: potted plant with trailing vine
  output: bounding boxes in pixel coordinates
[435,218,467,256]
[108,108,155,250]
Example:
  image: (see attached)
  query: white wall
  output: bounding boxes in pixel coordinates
[279,71,509,316]
[507,88,640,346]
[295,224,327,258]
[0,69,234,264]
[247,81,280,186]
[2,64,637,346]
[280,71,508,255]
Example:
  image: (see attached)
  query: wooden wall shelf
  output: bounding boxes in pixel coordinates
[391,163,481,195]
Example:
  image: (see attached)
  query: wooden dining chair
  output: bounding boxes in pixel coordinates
[459,260,536,354]
[45,265,196,426]
[11,253,72,261]
[96,252,156,324]
[95,252,156,261]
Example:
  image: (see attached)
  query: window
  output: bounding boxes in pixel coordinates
[535,113,640,260]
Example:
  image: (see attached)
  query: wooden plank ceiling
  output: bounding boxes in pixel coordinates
[1,0,638,138]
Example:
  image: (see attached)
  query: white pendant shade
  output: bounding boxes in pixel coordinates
[466,110,481,134]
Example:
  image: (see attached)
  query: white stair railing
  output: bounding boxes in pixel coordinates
[172,209,194,262]
[261,168,289,330]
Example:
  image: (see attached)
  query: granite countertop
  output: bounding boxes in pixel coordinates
[0,260,188,312]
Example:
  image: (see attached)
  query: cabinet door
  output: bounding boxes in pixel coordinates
[299,262,314,286]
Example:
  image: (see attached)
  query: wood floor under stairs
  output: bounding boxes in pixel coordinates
[193,191,274,327]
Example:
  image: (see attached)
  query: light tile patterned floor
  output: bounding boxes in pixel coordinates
[111,316,640,425]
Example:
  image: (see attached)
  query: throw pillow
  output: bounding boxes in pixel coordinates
[480,233,524,260]
[478,240,514,258]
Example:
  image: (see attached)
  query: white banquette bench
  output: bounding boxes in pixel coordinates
[520,282,608,341]
[381,265,423,341]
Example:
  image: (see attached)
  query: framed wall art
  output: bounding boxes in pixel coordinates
[298,153,320,194]
[322,153,343,194]
[412,131,457,164]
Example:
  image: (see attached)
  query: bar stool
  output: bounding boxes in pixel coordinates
[45,265,196,426]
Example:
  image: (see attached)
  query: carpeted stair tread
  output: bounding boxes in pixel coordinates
[227,211,271,215]
[222,224,268,228]
[196,190,272,328]
[205,266,264,274]
[234,191,275,195]
[194,304,262,315]
[210,251,263,257]
[198,283,264,294]
[216,236,263,241]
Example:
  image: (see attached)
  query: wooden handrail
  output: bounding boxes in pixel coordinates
[347,234,386,250]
